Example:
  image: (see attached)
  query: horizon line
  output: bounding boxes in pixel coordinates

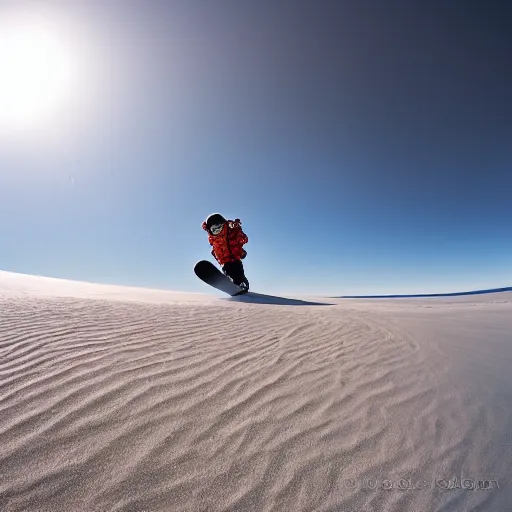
[334,286,512,299]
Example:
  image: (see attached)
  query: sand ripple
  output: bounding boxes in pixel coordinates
[1,287,512,511]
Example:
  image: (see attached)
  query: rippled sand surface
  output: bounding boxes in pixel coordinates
[1,271,511,511]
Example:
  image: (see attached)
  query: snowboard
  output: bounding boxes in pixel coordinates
[194,260,248,296]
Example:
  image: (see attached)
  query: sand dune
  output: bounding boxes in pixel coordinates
[1,271,511,511]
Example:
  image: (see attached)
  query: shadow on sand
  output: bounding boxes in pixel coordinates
[225,292,332,306]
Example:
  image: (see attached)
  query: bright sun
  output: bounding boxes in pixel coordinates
[0,14,77,131]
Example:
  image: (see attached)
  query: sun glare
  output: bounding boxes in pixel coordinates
[0,14,78,131]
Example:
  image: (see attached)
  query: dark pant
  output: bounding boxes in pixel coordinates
[222,260,249,288]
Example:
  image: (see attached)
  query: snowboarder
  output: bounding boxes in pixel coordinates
[202,213,249,291]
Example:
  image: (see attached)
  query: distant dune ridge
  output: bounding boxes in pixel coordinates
[1,271,511,511]
[336,286,512,299]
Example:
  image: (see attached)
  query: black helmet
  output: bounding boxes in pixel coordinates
[205,213,226,231]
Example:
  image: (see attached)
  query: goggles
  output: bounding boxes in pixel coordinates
[210,223,224,235]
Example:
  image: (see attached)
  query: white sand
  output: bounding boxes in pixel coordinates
[1,270,511,512]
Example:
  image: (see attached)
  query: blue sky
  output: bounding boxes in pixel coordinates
[0,0,511,295]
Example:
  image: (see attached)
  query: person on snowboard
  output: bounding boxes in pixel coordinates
[202,213,249,291]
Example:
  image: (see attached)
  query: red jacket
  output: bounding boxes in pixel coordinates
[202,218,248,266]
